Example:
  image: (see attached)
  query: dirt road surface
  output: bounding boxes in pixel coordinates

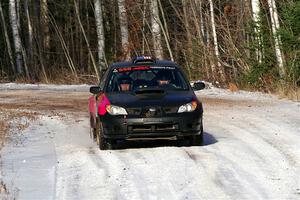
[0,84,299,199]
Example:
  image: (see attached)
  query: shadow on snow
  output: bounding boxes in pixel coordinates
[112,132,218,150]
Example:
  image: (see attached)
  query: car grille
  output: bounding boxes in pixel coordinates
[126,106,178,117]
[141,107,163,117]
[126,108,142,116]
[163,106,179,114]
[128,123,179,133]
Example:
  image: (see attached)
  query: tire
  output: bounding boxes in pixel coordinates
[177,136,189,147]
[96,118,113,150]
[93,117,100,143]
[189,123,204,146]
[90,116,96,140]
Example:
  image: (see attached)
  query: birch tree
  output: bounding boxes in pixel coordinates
[117,0,130,60]
[151,0,163,59]
[9,0,23,75]
[251,0,262,63]
[209,0,226,82]
[268,0,285,78]
[94,0,106,72]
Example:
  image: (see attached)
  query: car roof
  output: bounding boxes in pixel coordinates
[109,60,178,69]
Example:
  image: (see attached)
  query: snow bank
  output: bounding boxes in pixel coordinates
[0,83,91,92]
[194,81,275,101]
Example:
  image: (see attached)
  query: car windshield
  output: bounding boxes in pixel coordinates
[106,66,189,93]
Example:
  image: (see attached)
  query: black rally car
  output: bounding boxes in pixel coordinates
[89,56,205,150]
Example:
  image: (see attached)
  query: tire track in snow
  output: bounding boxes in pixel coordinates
[203,102,300,199]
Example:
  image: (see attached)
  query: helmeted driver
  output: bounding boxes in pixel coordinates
[117,75,133,91]
[155,70,173,86]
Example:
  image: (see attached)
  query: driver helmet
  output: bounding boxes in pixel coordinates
[156,70,173,85]
[117,75,133,91]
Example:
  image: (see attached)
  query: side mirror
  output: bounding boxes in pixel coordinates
[192,82,205,91]
[90,86,102,94]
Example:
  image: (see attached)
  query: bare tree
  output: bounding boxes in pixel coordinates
[151,0,163,59]
[41,0,50,59]
[117,0,130,60]
[267,0,285,78]
[182,0,193,72]
[157,0,174,61]
[251,0,262,63]
[0,1,15,75]
[74,0,99,80]
[9,0,23,76]
[209,0,226,82]
[94,0,107,73]
[48,11,77,79]
[24,0,33,67]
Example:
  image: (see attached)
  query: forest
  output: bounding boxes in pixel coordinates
[0,0,299,97]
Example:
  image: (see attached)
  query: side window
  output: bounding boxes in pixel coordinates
[99,70,109,90]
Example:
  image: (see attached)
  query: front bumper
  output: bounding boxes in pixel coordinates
[100,111,202,140]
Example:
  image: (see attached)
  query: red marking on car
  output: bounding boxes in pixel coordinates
[98,94,110,115]
[118,67,132,72]
[117,66,150,72]
[132,66,150,71]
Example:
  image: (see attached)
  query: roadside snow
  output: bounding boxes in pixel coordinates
[0,83,90,92]
[195,86,274,102]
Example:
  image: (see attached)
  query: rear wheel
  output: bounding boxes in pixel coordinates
[93,117,100,143]
[90,116,97,141]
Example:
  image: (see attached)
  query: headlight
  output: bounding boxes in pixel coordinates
[106,105,128,115]
[178,101,197,113]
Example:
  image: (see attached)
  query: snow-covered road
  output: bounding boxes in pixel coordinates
[1,84,300,199]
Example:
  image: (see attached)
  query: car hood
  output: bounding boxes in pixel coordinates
[105,90,197,108]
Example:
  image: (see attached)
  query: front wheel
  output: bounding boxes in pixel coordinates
[189,124,204,146]
[96,118,113,150]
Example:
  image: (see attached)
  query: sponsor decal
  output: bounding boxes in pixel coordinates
[114,66,175,73]
[150,66,175,70]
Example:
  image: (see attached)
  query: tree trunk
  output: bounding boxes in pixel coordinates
[209,0,226,83]
[151,0,163,59]
[0,1,15,75]
[40,0,50,81]
[94,0,106,73]
[141,0,147,54]
[251,0,262,64]
[181,0,195,76]
[9,0,23,76]
[24,0,33,67]
[41,0,50,60]
[85,0,91,72]
[39,0,50,81]
[198,0,205,42]
[117,0,130,60]
[191,0,202,41]
[268,0,285,78]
